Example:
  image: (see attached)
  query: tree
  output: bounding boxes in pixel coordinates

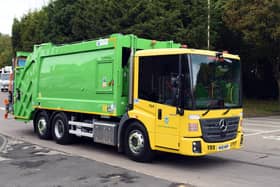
[224,0,280,102]
[45,0,77,43]
[119,0,187,42]
[0,33,13,67]
[12,9,49,52]
[11,0,229,56]
[12,0,226,49]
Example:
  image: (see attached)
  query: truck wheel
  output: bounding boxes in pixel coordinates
[34,111,52,139]
[124,122,154,162]
[52,112,73,145]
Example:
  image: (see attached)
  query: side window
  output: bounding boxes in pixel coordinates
[138,55,179,107]
[121,48,131,96]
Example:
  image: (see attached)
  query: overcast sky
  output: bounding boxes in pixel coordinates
[0,0,49,35]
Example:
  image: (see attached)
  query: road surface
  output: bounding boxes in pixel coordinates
[0,92,280,187]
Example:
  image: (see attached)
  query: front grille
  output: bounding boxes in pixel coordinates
[200,117,239,143]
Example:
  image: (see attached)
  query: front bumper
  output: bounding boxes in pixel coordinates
[179,132,243,156]
[0,85,8,89]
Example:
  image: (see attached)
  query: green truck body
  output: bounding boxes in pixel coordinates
[14,34,180,120]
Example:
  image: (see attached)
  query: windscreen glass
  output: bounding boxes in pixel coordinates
[1,73,9,80]
[191,54,241,109]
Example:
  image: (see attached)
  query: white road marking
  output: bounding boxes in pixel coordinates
[244,121,280,127]
[34,150,66,156]
[243,129,262,136]
[0,107,5,111]
[263,135,280,141]
[0,156,10,161]
[245,129,280,137]
[243,123,280,128]
[243,128,262,132]
[0,135,8,152]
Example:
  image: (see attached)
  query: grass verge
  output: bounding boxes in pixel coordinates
[243,99,280,118]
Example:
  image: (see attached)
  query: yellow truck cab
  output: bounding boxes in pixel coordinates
[129,48,243,157]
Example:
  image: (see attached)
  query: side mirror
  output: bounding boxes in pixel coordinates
[175,74,184,116]
[170,77,178,88]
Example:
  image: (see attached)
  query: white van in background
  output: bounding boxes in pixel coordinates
[0,73,10,91]
[0,66,12,92]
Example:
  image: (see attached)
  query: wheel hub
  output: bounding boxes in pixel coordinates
[38,118,47,135]
[129,130,144,154]
[54,120,64,139]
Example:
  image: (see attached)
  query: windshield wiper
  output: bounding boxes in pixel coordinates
[223,107,231,115]
[202,100,219,116]
[202,107,211,116]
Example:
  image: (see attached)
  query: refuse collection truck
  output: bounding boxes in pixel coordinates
[11,33,243,162]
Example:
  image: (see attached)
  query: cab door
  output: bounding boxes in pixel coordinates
[137,54,181,150]
[155,103,179,149]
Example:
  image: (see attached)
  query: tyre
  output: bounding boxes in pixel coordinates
[124,122,154,162]
[52,112,73,145]
[34,110,52,139]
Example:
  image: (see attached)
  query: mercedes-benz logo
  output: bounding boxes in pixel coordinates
[218,119,228,133]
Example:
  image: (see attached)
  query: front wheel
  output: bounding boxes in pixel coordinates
[124,122,154,162]
[52,112,73,145]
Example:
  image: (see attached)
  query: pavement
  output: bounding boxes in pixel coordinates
[0,134,185,187]
[0,92,280,187]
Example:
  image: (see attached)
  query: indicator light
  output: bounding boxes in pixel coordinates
[151,40,157,45]
[180,44,188,48]
[188,123,198,132]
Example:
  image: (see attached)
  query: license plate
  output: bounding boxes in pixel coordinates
[217,144,230,151]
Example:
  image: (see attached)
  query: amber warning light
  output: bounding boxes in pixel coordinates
[151,40,157,46]
[180,44,188,48]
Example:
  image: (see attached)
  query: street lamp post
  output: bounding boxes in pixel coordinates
[207,0,210,49]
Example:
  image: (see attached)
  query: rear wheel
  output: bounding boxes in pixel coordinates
[124,122,154,162]
[52,112,73,145]
[34,111,52,139]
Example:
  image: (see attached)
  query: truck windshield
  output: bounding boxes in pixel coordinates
[190,54,241,109]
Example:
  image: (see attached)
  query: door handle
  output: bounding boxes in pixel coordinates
[169,114,177,116]
[158,109,162,120]
[149,104,154,108]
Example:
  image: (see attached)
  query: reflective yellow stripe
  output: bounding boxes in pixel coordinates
[33,106,116,116]
[14,116,29,120]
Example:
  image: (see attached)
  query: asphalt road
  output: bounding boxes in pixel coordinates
[0,134,182,187]
[0,92,280,187]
